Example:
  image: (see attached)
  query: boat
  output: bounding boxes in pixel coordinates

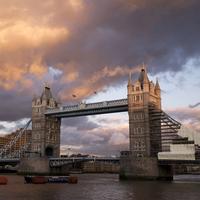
[24,175,77,184]
[47,176,68,183]
[24,176,46,184]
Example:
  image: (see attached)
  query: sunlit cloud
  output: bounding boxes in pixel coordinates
[0,21,69,50]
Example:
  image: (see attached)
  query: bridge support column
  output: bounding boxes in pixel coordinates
[120,153,173,180]
[18,157,50,175]
[18,158,71,175]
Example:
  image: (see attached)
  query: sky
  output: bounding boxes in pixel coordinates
[0,0,200,156]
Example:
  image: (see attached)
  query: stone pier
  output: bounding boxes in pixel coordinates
[120,152,173,180]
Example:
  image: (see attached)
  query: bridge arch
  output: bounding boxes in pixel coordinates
[45,146,54,157]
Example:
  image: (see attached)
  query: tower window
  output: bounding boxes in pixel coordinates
[136,87,140,91]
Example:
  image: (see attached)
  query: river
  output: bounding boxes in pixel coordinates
[0,174,200,200]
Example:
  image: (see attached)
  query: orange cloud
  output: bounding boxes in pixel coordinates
[29,57,47,78]
[0,21,69,51]
[0,19,69,91]
[0,65,27,90]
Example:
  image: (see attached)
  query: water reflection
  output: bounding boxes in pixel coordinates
[0,174,200,200]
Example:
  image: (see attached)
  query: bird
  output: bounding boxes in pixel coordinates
[189,102,200,108]
[94,91,97,94]
[72,94,77,98]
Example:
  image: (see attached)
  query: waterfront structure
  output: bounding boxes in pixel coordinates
[31,85,61,157]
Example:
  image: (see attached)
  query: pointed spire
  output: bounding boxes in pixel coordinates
[41,84,53,100]
[138,64,149,84]
[155,78,160,89]
[32,93,37,101]
[142,62,145,70]
[128,71,132,85]
[44,81,50,89]
[143,67,149,84]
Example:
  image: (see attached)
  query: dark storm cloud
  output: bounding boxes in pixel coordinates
[47,0,200,71]
[0,90,31,121]
[42,0,200,101]
[61,117,99,131]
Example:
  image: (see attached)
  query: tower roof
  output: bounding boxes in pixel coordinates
[128,71,132,85]
[41,85,53,100]
[138,66,149,85]
[155,78,160,90]
[32,94,37,101]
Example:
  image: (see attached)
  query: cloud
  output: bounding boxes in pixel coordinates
[0,124,5,130]
[59,65,140,101]
[0,0,200,94]
[166,107,200,131]
[60,114,129,155]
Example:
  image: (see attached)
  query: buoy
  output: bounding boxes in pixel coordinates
[68,176,78,184]
[0,176,8,185]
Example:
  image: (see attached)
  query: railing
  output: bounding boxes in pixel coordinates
[49,157,120,167]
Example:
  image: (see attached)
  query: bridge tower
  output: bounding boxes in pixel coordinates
[120,66,172,180]
[128,66,161,157]
[31,85,61,157]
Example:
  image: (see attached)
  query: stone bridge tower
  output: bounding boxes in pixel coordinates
[31,85,61,157]
[128,66,161,157]
[120,66,172,180]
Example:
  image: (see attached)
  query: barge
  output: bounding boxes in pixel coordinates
[24,175,78,184]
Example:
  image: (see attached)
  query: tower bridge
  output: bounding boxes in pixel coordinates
[0,66,199,179]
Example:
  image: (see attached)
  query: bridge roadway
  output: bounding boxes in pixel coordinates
[0,157,120,167]
[1,157,200,167]
[45,98,128,118]
[49,157,120,167]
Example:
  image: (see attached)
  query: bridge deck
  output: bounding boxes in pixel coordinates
[1,157,200,167]
[45,99,128,118]
[158,159,200,165]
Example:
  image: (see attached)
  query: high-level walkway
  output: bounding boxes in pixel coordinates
[45,99,128,118]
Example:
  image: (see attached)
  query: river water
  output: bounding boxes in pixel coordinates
[0,174,200,200]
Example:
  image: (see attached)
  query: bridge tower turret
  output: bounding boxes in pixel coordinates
[31,85,61,157]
